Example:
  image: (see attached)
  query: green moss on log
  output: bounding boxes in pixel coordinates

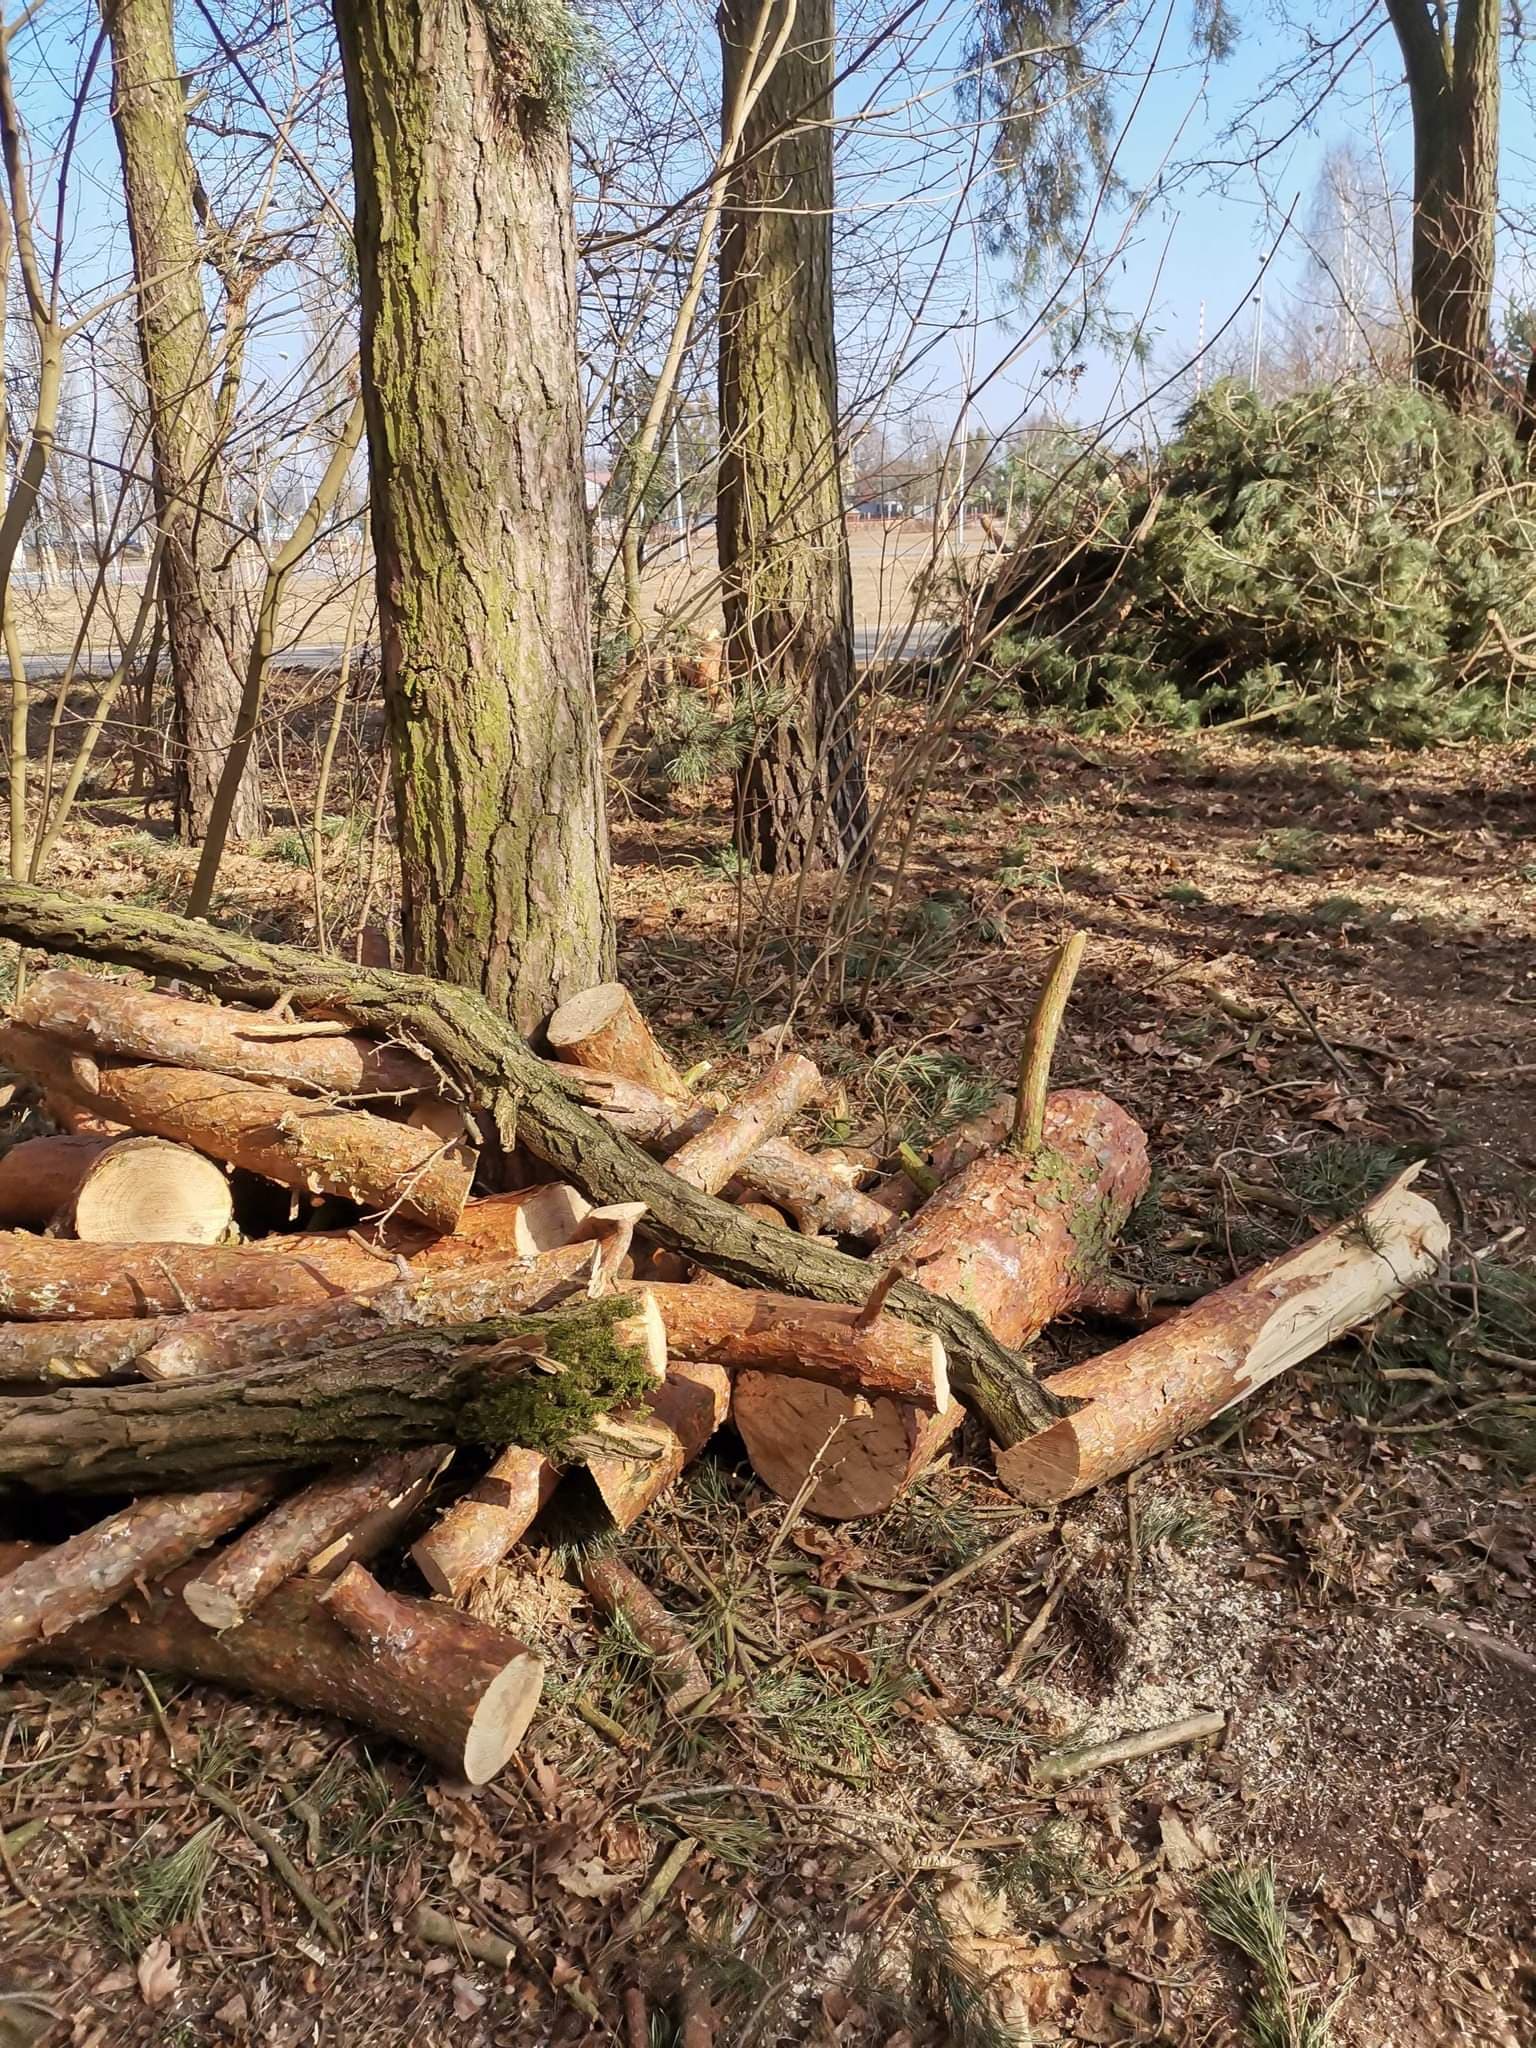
[463,1297,656,1456]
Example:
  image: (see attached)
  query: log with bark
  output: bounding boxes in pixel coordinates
[0,1025,471,1234]
[0,1229,398,1323]
[545,982,692,1099]
[0,1134,115,1227]
[578,1553,708,1712]
[15,967,439,1098]
[732,1373,963,1520]
[181,1448,453,1629]
[410,1443,559,1596]
[873,1090,1150,1348]
[0,1293,665,1490]
[134,1240,605,1380]
[0,885,1062,1441]
[412,1184,591,1265]
[66,1135,235,1246]
[665,1053,821,1194]
[994,1169,1450,1504]
[0,1478,276,1670]
[0,1544,542,1782]
[582,1358,730,1531]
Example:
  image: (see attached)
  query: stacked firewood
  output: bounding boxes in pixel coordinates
[0,949,1450,1785]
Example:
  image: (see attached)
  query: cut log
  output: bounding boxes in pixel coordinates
[410,1444,559,1596]
[546,982,692,1100]
[645,1279,948,1408]
[0,1478,276,1671]
[0,882,1065,1445]
[15,967,438,1097]
[138,1241,603,1380]
[873,1090,1150,1348]
[0,1544,542,1783]
[725,1137,897,1242]
[666,1055,822,1195]
[0,1026,471,1234]
[732,1373,963,1520]
[182,1448,453,1631]
[547,1064,713,1147]
[67,1136,235,1246]
[995,1169,1451,1504]
[411,1184,591,1267]
[304,1455,446,1580]
[44,1093,128,1137]
[578,1554,708,1712]
[582,1359,730,1531]
[0,1134,115,1227]
[0,1230,397,1322]
[0,1292,665,1490]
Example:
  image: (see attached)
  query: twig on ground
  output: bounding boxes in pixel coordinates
[1277,979,1355,1085]
[618,1834,697,1939]
[999,1550,1083,1688]
[1033,1709,1227,1785]
[801,1521,1036,1658]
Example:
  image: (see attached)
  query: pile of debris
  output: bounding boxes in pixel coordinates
[0,924,1449,1785]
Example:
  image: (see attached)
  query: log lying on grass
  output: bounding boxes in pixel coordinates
[135,1240,605,1380]
[15,968,439,1098]
[0,1478,276,1670]
[0,1229,398,1323]
[646,1278,948,1407]
[578,1554,708,1713]
[874,1090,1150,1347]
[181,1449,453,1630]
[0,1025,471,1233]
[995,1169,1451,1504]
[67,1135,235,1245]
[0,883,1066,1443]
[0,1544,542,1783]
[733,1373,963,1520]
[0,1293,665,1490]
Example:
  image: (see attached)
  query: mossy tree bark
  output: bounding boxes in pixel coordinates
[332,0,613,1031]
[102,0,258,843]
[717,0,869,873]
[1386,0,1501,412]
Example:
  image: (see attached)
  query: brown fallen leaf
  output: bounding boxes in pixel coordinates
[135,1938,179,2009]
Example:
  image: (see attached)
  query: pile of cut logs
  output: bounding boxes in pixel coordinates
[0,938,1449,1785]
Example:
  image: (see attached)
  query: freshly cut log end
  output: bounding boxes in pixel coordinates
[323,1562,543,1782]
[874,1090,1150,1349]
[68,1137,235,1246]
[0,1134,115,1228]
[732,1371,962,1521]
[410,1444,557,1597]
[0,1479,276,1671]
[0,1544,542,1783]
[666,1054,822,1196]
[546,983,691,1100]
[582,1359,730,1531]
[995,1168,1450,1505]
[182,1447,453,1630]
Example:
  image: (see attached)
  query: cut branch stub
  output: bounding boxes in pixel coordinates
[995,1169,1450,1504]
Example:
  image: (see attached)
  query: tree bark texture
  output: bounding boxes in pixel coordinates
[0,1293,656,1490]
[332,0,613,1029]
[101,0,259,840]
[17,968,439,1098]
[0,1478,275,1670]
[0,1545,542,1782]
[665,1052,821,1193]
[0,1229,395,1325]
[0,884,1064,1442]
[717,0,869,872]
[994,1170,1450,1504]
[0,1134,115,1227]
[1386,0,1502,411]
[0,1025,471,1232]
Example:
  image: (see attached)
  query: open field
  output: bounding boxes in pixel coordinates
[2,706,1531,2046]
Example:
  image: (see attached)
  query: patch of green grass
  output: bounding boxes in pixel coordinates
[1137,1495,1215,1555]
[1253,828,1326,874]
[1271,1140,1408,1221]
[880,1480,1020,1568]
[867,1047,1000,1151]
[986,1815,1105,1920]
[1201,1863,1339,2048]
[750,1662,912,1778]
[1163,880,1208,904]
[103,1821,222,1952]
[1302,894,1370,931]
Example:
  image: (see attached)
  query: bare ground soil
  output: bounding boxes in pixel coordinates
[1,706,1532,2048]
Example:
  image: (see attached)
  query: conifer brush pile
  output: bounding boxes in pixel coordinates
[0,914,1449,1781]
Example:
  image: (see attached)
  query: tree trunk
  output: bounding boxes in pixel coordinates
[332,0,613,1030]
[0,1546,542,1783]
[101,0,258,841]
[1387,0,1501,411]
[0,1293,659,1490]
[0,883,1065,1444]
[717,0,869,873]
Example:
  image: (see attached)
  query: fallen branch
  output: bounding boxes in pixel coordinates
[579,1553,709,1712]
[1031,1709,1226,1785]
[0,1230,395,1323]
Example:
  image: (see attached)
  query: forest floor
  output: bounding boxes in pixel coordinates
[2,704,1534,2048]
